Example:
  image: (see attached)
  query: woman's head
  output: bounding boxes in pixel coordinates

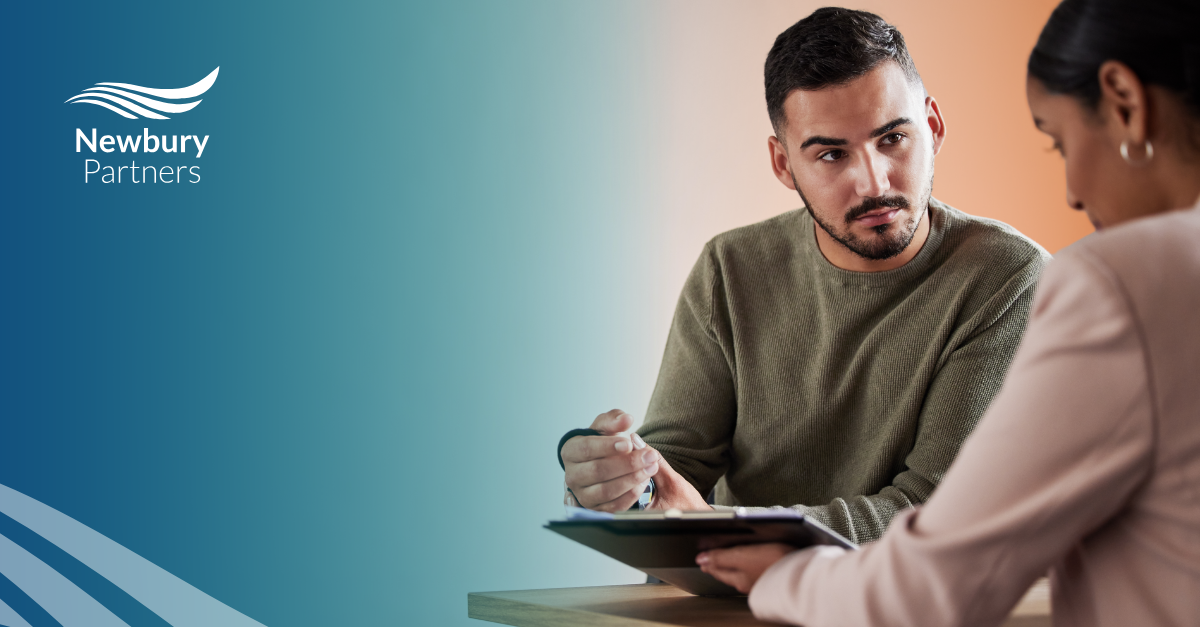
[1027,0,1200,229]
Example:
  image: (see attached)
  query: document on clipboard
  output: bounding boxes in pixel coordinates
[546,507,857,596]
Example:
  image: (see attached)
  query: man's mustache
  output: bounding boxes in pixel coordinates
[845,195,910,223]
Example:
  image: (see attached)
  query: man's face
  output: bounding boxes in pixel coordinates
[772,61,944,260]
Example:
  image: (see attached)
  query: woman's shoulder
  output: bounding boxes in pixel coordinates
[1061,204,1200,285]
[1053,205,1200,391]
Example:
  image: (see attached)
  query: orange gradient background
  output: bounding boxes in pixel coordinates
[636,1,1091,331]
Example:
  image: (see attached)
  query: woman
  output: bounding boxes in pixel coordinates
[696,1,1200,625]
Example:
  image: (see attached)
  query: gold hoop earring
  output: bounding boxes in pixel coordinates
[1119,140,1154,165]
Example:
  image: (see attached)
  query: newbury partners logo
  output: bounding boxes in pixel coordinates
[70,67,218,184]
[0,482,266,627]
[66,67,219,119]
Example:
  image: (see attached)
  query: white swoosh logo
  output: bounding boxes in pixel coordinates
[0,482,265,627]
[66,67,219,119]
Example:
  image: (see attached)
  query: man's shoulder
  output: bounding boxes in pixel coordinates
[933,199,1052,277]
[704,208,811,264]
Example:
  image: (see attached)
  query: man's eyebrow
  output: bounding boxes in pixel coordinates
[869,117,912,138]
[800,135,847,150]
[799,117,914,150]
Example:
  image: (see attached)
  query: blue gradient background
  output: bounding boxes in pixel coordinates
[0,2,665,625]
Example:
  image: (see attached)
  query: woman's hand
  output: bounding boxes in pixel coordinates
[696,543,795,594]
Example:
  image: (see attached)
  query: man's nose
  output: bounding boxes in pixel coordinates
[853,151,891,198]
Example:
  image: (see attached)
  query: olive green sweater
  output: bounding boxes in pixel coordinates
[638,200,1050,543]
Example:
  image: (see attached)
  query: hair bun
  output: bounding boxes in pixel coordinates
[1030,0,1200,120]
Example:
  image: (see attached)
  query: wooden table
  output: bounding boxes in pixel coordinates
[469,579,1050,627]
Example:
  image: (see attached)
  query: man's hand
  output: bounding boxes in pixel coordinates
[646,454,712,511]
[696,543,795,594]
[562,410,662,512]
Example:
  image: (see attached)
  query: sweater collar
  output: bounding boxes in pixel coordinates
[801,198,950,287]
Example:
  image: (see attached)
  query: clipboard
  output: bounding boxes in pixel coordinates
[546,507,857,596]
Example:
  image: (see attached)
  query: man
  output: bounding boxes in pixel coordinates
[558,7,1049,544]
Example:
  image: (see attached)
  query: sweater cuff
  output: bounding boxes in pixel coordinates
[749,545,848,624]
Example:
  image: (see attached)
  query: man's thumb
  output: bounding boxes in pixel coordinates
[591,409,633,434]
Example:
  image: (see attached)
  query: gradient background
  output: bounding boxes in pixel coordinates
[0,1,1086,626]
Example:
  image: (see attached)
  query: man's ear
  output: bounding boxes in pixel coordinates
[1097,60,1150,146]
[768,136,796,190]
[926,96,947,156]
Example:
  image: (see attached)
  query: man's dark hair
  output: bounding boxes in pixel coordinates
[765,7,922,134]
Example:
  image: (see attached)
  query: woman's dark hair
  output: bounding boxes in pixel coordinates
[765,7,921,134]
[1028,0,1200,117]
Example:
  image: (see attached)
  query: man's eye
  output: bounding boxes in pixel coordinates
[819,150,844,162]
[882,133,904,145]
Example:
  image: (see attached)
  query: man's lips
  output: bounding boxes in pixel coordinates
[854,208,901,227]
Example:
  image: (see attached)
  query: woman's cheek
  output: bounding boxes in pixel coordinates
[1066,141,1104,207]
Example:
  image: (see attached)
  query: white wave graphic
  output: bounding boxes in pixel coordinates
[66,67,219,120]
[0,482,265,627]
[0,534,128,627]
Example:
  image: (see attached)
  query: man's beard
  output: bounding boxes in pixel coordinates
[793,172,933,261]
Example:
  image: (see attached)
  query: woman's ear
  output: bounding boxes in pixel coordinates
[1097,60,1150,146]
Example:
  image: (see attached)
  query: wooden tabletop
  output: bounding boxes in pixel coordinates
[469,579,1050,627]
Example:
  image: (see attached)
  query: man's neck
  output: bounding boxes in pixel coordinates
[814,208,931,272]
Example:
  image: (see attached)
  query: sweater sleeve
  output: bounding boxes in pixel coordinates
[637,243,737,495]
[748,248,1154,626]
[799,260,1044,543]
